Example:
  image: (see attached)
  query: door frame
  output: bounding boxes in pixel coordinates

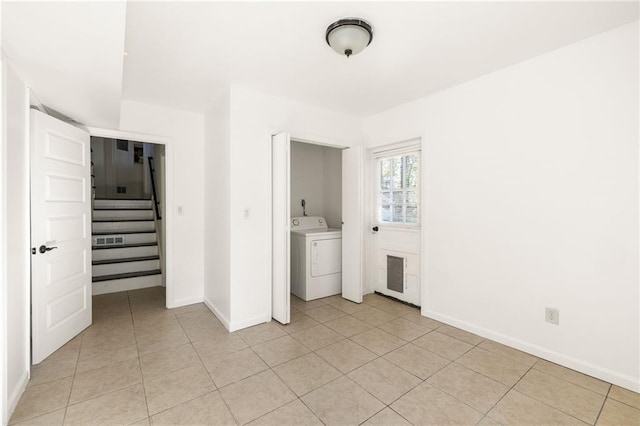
[86,127,177,307]
[268,130,360,319]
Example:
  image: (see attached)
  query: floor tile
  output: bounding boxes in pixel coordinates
[597,398,640,425]
[303,305,346,323]
[135,326,190,356]
[457,347,530,386]
[249,399,322,425]
[391,382,484,425]
[291,325,343,350]
[273,352,341,396]
[28,352,78,387]
[383,343,450,380]
[608,385,640,409]
[350,328,407,356]
[324,315,373,337]
[202,347,269,388]
[192,332,248,359]
[220,370,296,425]
[348,358,422,404]
[515,369,606,424]
[143,364,215,415]
[488,390,586,425]
[69,358,142,404]
[150,391,236,425]
[532,359,609,396]
[378,317,431,341]
[169,302,209,316]
[301,376,385,425]
[315,339,378,373]
[402,310,443,329]
[63,384,147,426]
[323,296,369,315]
[351,306,397,326]
[478,340,538,367]
[437,324,484,345]
[281,312,320,334]
[413,331,473,360]
[252,335,311,367]
[11,408,65,426]
[292,299,327,312]
[427,363,509,413]
[237,322,287,346]
[477,416,503,425]
[362,408,412,425]
[130,418,150,426]
[139,343,202,380]
[76,342,139,373]
[10,377,72,424]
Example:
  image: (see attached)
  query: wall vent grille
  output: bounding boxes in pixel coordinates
[94,236,126,246]
[387,255,405,293]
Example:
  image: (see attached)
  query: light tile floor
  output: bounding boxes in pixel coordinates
[10,287,640,425]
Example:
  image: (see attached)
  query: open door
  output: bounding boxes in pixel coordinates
[272,132,290,324]
[31,110,92,364]
[342,146,364,303]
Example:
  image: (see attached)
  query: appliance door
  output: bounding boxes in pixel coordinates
[310,238,342,277]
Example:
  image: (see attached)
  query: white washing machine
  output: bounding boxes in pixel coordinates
[290,216,342,301]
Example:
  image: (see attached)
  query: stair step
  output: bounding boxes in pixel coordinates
[93,258,160,276]
[92,230,156,235]
[93,209,154,221]
[92,269,161,283]
[92,244,158,262]
[94,199,153,210]
[92,220,155,233]
[93,233,157,245]
[93,219,154,222]
[93,207,153,211]
[92,273,162,295]
[92,255,160,265]
[92,242,158,250]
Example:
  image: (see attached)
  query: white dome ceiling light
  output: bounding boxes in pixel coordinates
[325,18,373,58]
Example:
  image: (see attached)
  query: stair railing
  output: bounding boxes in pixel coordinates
[147,156,162,220]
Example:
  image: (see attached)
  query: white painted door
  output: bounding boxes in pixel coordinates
[272,132,290,324]
[370,145,422,306]
[341,146,364,303]
[31,110,92,364]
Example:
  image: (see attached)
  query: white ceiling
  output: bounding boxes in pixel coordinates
[3,1,639,127]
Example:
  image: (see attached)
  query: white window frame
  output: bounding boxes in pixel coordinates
[372,142,421,228]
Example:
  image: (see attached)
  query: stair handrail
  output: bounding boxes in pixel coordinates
[147,156,162,220]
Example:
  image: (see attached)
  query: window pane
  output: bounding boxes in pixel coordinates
[405,190,418,204]
[380,191,392,204]
[406,205,419,223]
[380,205,391,222]
[392,191,403,204]
[380,160,391,190]
[393,204,404,222]
[392,157,402,189]
[404,154,418,188]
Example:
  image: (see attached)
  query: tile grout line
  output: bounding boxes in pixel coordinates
[593,383,613,425]
[129,290,152,422]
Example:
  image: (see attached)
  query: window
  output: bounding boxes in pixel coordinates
[376,150,420,224]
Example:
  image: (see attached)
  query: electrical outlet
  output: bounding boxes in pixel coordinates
[545,307,559,325]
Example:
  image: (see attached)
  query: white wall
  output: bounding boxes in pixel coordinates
[1,57,30,424]
[203,92,231,326]
[290,141,342,229]
[227,86,361,330]
[363,21,639,391]
[322,146,342,230]
[119,99,205,307]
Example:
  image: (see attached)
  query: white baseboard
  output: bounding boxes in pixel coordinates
[423,308,640,393]
[92,274,161,295]
[7,369,29,423]
[228,314,271,333]
[203,297,231,331]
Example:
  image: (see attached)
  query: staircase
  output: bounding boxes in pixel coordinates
[92,199,162,295]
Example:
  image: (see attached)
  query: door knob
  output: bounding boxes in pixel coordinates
[39,245,58,254]
[372,226,379,233]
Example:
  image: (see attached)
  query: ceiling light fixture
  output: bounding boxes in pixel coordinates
[326,18,373,58]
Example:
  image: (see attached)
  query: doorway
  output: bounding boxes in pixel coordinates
[271,133,364,325]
